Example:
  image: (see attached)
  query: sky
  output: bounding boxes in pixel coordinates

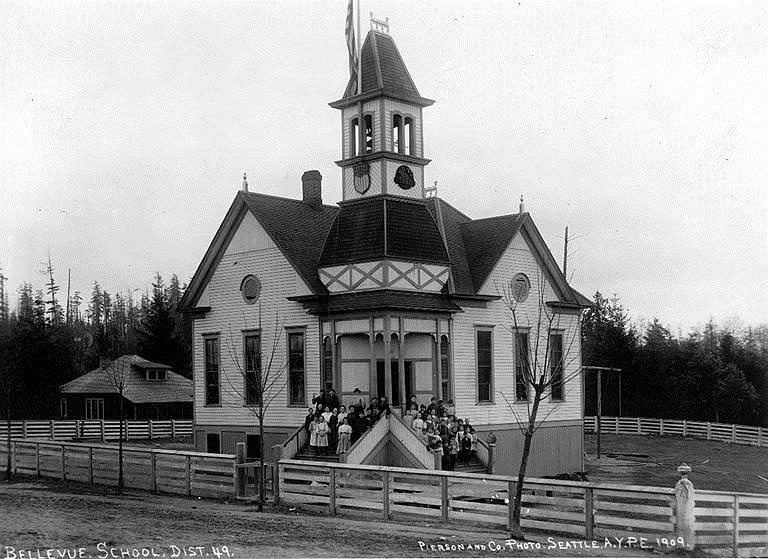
[1,1,766,334]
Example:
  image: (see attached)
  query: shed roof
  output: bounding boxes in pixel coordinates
[60,355,193,404]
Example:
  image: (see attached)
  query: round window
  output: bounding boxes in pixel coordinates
[240,275,261,304]
[511,273,530,303]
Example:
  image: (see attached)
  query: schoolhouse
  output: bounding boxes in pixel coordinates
[178,25,591,476]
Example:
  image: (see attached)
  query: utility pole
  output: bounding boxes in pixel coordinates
[583,366,622,459]
[563,226,569,278]
[66,268,71,326]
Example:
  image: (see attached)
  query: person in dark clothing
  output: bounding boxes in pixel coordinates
[304,408,315,433]
[327,388,340,411]
[378,396,391,417]
[312,390,327,412]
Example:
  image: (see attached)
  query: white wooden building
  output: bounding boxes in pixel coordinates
[178,28,591,475]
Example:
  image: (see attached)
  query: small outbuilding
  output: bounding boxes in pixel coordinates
[59,355,193,420]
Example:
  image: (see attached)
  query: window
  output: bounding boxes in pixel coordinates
[350,118,359,157]
[515,331,530,401]
[288,331,306,405]
[85,398,104,420]
[511,273,530,303]
[146,369,166,381]
[244,332,261,406]
[476,328,493,402]
[392,114,402,153]
[550,333,564,400]
[204,337,220,405]
[206,433,220,454]
[60,398,68,419]
[404,117,414,155]
[440,335,451,401]
[240,275,261,305]
[364,114,373,153]
[321,336,333,390]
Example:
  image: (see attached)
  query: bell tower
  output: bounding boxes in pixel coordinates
[330,22,434,201]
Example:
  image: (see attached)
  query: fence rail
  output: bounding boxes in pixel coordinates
[278,459,768,557]
[585,417,766,448]
[0,438,233,499]
[0,420,193,442]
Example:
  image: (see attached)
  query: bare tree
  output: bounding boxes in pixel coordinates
[497,273,584,539]
[221,309,288,512]
[102,355,130,495]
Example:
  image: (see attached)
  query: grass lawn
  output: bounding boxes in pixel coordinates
[585,432,768,494]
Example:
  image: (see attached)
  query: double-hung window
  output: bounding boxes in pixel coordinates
[515,331,530,401]
[549,332,564,400]
[244,332,261,406]
[288,331,306,405]
[476,328,493,403]
[204,337,220,405]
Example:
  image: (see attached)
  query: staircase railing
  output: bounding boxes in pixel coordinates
[388,412,435,469]
[475,437,489,469]
[344,414,389,464]
[276,422,309,461]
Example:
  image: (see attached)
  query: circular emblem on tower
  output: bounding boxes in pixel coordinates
[353,161,370,194]
[394,165,415,190]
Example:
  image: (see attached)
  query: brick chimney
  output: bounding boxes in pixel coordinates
[302,170,322,209]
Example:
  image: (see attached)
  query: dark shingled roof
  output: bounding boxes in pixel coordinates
[240,191,339,294]
[298,290,462,314]
[60,355,193,404]
[461,213,527,292]
[318,196,448,267]
[340,31,430,105]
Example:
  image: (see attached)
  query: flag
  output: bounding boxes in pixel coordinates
[345,0,358,87]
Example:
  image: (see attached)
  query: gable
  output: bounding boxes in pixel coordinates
[477,228,561,301]
[223,211,276,256]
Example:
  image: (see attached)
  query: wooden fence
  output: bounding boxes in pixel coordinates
[278,459,768,557]
[0,419,193,441]
[0,438,234,499]
[584,416,766,447]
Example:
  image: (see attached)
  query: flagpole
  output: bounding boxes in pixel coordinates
[356,0,361,96]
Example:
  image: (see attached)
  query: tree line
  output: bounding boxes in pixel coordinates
[582,292,768,426]
[0,269,191,419]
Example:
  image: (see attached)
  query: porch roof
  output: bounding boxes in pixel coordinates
[291,290,462,315]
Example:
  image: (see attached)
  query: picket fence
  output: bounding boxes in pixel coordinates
[0,419,193,441]
[0,438,234,498]
[278,459,768,557]
[585,416,766,448]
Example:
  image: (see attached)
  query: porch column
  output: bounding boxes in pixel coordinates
[384,313,392,403]
[398,319,406,413]
[433,329,441,399]
[369,317,376,401]
[331,320,339,392]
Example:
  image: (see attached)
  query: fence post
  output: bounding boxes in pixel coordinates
[487,444,496,475]
[507,480,515,531]
[88,447,93,485]
[61,445,66,480]
[660,419,664,436]
[759,427,764,448]
[12,441,17,475]
[100,421,105,442]
[382,470,390,519]
[235,442,246,499]
[732,495,739,557]
[124,420,129,442]
[585,487,595,540]
[186,455,192,496]
[22,421,27,439]
[50,420,55,440]
[675,463,695,551]
[433,447,443,470]
[171,420,176,439]
[149,421,154,441]
[683,420,688,438]
[706,423,711,441]
[731,424,736,444]
[35,442,40,477]
[440,476,449,523]
[636,417,641,434]
[614,417,619,434]
[328,466,336,515]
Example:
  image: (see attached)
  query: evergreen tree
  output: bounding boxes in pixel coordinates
[138,273,178,367]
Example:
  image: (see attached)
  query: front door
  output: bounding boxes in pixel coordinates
[376,361,413,407]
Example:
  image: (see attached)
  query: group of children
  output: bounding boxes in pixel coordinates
[405,397,478,470]
[305,389,478,471]
[305,387,392,456]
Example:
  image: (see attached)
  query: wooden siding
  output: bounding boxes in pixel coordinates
[343,161,383,200]
[452,230,582,426]
[474,421,583,477]
[193,215,319,429]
